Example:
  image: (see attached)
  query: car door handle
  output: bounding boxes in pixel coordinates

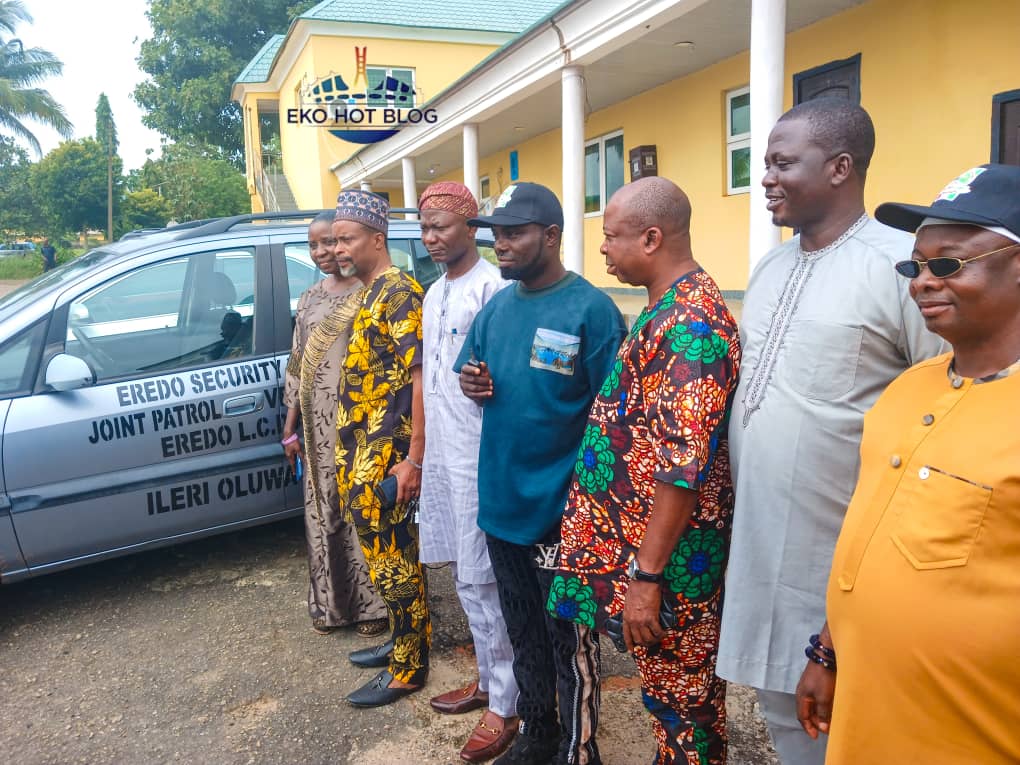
[223,394,261,416]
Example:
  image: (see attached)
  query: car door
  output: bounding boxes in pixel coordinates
[0,317,50,580]
[3,238,295,575]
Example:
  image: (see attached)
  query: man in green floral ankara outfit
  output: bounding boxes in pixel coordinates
[549,177,740,764]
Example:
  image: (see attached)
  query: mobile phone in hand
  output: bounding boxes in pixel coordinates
[374,474,398,511]
[604,598,678,653]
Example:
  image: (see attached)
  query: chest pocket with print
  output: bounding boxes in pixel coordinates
[529,328,581,377]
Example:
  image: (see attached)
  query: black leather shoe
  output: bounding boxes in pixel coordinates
[346,670,423,708]
[349,639,394,668]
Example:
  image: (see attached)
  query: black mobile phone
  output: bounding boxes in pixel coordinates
[374,475,398,511]
[604,598,678,653]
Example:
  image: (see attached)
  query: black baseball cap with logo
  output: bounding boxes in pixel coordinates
[468,182,564,229]
[875,163,1020,239]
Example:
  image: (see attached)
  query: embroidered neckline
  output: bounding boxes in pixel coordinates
[297,286,365,523]
[741,215,869,427]
[948,355,1020,386]
[798,213,869,258]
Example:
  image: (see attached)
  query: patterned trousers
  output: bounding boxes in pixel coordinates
[632,620,727,765]
[355,514,431,685]
[486,531,602,765]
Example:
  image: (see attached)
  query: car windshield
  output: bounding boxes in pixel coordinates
[0,249,120,321]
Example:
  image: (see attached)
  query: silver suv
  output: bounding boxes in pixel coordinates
[0,211,487,583]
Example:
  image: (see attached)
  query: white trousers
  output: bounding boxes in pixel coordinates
[757,689,828,765]
[452,562,519,719]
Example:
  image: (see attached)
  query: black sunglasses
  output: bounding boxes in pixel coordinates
[894,242,1020,279]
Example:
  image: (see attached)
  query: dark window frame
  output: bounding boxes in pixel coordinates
[792,53,862,105]
[991,88,1020,164]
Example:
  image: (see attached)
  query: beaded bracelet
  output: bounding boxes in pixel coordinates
[804,645,837,671]
[809,634,836,661]
[280,433,299,446]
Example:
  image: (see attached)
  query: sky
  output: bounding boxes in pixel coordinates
[15,0,163,170]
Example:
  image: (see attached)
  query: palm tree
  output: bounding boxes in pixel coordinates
[0,0,72,155]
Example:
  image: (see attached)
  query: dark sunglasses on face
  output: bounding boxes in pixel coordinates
[894,242,1020,279]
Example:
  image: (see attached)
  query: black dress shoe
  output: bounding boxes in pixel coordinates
[349,639,394,668]
[346,670,423,708]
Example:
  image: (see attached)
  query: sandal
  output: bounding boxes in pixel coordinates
[356,618,389,638]
[312,620,336,636]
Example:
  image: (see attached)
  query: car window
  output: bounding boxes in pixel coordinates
[282,245,325,318]
[74,260,187,324]
[65,248,258,381]
[0,320,46,398]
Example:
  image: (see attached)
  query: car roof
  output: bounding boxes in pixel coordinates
[0,210,429,325]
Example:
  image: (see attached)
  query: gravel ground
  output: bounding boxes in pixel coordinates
[0,519,777,765]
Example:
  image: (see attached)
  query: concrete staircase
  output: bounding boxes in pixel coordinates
[265,172,298,212]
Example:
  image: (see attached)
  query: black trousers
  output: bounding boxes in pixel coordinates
[486,530,601,765]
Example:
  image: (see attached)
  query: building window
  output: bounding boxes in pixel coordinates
[366,67,415,107]
[992,89,1020,166]
[793,54,861,105]
[479,176,491,199]
[726,87,751,195]
[584,131,624,215]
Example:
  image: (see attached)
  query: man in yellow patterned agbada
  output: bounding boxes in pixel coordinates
[331,189,431,708]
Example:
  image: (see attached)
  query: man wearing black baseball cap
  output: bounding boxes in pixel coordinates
[457,181,627,765]
[796,163,1020,764]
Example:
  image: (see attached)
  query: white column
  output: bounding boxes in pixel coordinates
[463,123,480,201]
[401,157,417,220]
[360,180,373,192]
[561,66,585,275]
[748,0,786,273]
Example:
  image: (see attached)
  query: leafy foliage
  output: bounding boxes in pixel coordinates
[134,0,316,164]
[35,138,123,235]
[129,142,249,221]
[95,92,118,154]
[0,0,72,155]
[0,133,41,237]
[120,188,173,234]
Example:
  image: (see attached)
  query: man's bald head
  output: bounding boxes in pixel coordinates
[614,176,692,237]
[778,98,875,178]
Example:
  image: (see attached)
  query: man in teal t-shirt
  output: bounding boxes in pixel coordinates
[457,183,625,765]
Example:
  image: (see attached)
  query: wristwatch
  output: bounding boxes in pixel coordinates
[626,557,663,584]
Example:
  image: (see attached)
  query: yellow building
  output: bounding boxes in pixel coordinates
[236,0,1020,294]
[230,0,561,212]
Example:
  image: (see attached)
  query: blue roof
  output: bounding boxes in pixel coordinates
[300,0,562,34]
[235,35,285,84]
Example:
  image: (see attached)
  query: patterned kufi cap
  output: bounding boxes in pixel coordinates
[335,189,389,234]
[418,181,479,219]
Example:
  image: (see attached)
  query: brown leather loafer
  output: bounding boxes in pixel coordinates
[459,710,518,763]
[429,680,489,715]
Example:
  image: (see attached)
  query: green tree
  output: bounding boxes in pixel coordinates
[95,92,118,153]
[131,142,248,221]
[0,134,40,236]
[120,188,173,233]
[0,0,72,155]
[35,138,123,237]
[134,0,316,165]
[95,93,119,241]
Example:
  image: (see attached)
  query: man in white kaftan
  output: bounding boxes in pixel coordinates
[716,100,944,765]
[416,182,518,764]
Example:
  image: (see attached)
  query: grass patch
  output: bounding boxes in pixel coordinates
[0,249,85,280]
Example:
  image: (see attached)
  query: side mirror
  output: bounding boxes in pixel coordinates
[45,353,96,392]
